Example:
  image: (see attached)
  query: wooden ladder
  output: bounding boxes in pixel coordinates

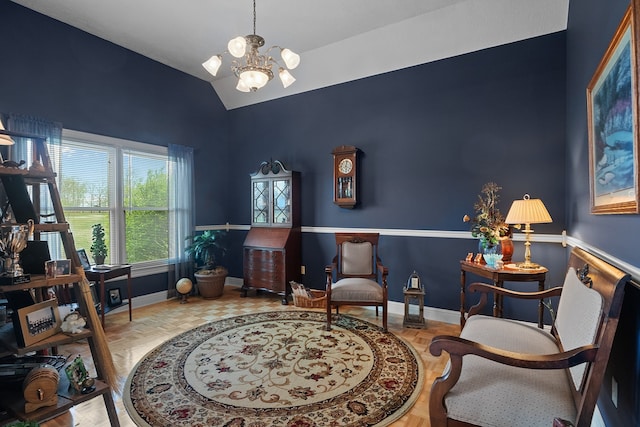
[0,129,120,425]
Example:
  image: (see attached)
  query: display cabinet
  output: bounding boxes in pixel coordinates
[243,160,301,303]
[250,159,300,227]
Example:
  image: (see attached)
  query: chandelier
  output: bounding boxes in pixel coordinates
[202,0,300,92]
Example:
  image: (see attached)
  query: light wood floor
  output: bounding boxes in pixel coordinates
[42,286,460,427]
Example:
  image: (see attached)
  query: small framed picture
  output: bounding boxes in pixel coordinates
[55,259,71,276]
[108,288,122,307]
[65,355,89,393]
[45,260,56,279]
[77,249,91,270]
[15,299,62,347]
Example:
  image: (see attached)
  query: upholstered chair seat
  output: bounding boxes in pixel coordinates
[330,277,384,302]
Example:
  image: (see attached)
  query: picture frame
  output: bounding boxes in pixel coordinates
[55,259,71,276]
[45,260,56,279]
[77,248,91,270]
[64,355,89,393]
[15,299,62,347]
[108,288,122,307]
[587,5,640,214]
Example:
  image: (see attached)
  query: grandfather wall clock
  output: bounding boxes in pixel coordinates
[332,145,359,208]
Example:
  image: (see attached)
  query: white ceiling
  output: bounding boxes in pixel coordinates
[12,0,569,110]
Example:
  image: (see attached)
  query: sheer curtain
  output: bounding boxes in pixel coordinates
[6,114,62,164]
[6,114,63,254]
[168,143,195,298]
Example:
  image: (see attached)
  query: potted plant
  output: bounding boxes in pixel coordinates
[185,230,228,299]
[90,223,108,265]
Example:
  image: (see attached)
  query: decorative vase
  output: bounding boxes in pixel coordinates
[500,236,514,263]
[478,238,502,268]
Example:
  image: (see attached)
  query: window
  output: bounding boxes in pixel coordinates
[48,130,169,271]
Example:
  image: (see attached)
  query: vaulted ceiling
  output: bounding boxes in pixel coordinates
[12,0,569,110]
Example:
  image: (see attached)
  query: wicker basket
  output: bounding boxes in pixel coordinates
[291,282,327,308]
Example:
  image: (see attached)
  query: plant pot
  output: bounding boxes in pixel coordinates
[195,267,228,299]
[94,255,105,265]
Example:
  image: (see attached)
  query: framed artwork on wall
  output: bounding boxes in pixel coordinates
[587,5,640,214]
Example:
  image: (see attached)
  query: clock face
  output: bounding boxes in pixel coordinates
[338,158,353,174]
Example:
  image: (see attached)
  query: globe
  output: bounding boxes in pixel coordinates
[176,278,193,295]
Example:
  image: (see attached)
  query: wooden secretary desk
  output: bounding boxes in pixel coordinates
[242,160,301,304]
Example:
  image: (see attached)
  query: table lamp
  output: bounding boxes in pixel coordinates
[0,119,16,163]
[504,194,552,269]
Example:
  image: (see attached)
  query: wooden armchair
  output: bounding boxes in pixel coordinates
[325,233,388,331]
[429,247,628,427]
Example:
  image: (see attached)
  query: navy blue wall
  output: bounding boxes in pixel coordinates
[566,0,640,424]
[0,1,230,296]
[225,32,568,315]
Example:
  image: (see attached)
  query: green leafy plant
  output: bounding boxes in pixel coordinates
[185,230,228,272]
[90,223,108,262]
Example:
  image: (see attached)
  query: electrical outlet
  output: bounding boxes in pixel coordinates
[301,265,306,275]
[612,377,618,408]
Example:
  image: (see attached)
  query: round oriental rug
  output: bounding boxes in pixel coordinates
[124,311,423,426]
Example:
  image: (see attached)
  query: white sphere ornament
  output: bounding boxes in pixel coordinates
[176,278,193,303]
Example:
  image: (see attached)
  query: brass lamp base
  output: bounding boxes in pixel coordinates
[514,261,543,269]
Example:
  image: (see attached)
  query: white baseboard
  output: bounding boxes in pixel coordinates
[106,290,168,315]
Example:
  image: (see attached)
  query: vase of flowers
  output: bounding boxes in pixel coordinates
[464,182,511,262]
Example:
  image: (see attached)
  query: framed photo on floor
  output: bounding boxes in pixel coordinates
[15,299,62,347]
[587,5,640,214]
[108,288,122,307]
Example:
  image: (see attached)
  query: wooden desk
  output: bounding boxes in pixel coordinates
[459,261,548,329]
[85,265,132,328]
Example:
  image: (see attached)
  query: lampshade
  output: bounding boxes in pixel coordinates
[239,69,270,91]
[505,195,552,225]
[280,48,300,69]
[202,55,222,76]
[228,36,247,58]
[0,119,15,146]
[278,68,296,88]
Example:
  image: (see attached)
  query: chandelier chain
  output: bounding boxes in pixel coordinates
[253,0,257,35]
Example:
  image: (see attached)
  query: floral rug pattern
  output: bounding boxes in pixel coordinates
[124,311,423,426]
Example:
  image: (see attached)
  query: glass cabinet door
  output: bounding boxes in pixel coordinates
[252,180,270,224]
[272,179,291,225]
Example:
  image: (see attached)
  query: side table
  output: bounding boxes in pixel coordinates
[85,265,132,328]
[459,260,548,329]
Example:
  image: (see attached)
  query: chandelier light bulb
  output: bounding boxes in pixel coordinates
[280,48,300,70]
[228,36,247,58]
[202,54,222,76]
[279,68,296,88]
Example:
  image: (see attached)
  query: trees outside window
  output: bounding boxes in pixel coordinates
[50,131,169,269]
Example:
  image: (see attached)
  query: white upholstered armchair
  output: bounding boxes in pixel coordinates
[428,248,628,427]
[325,233,388,331]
